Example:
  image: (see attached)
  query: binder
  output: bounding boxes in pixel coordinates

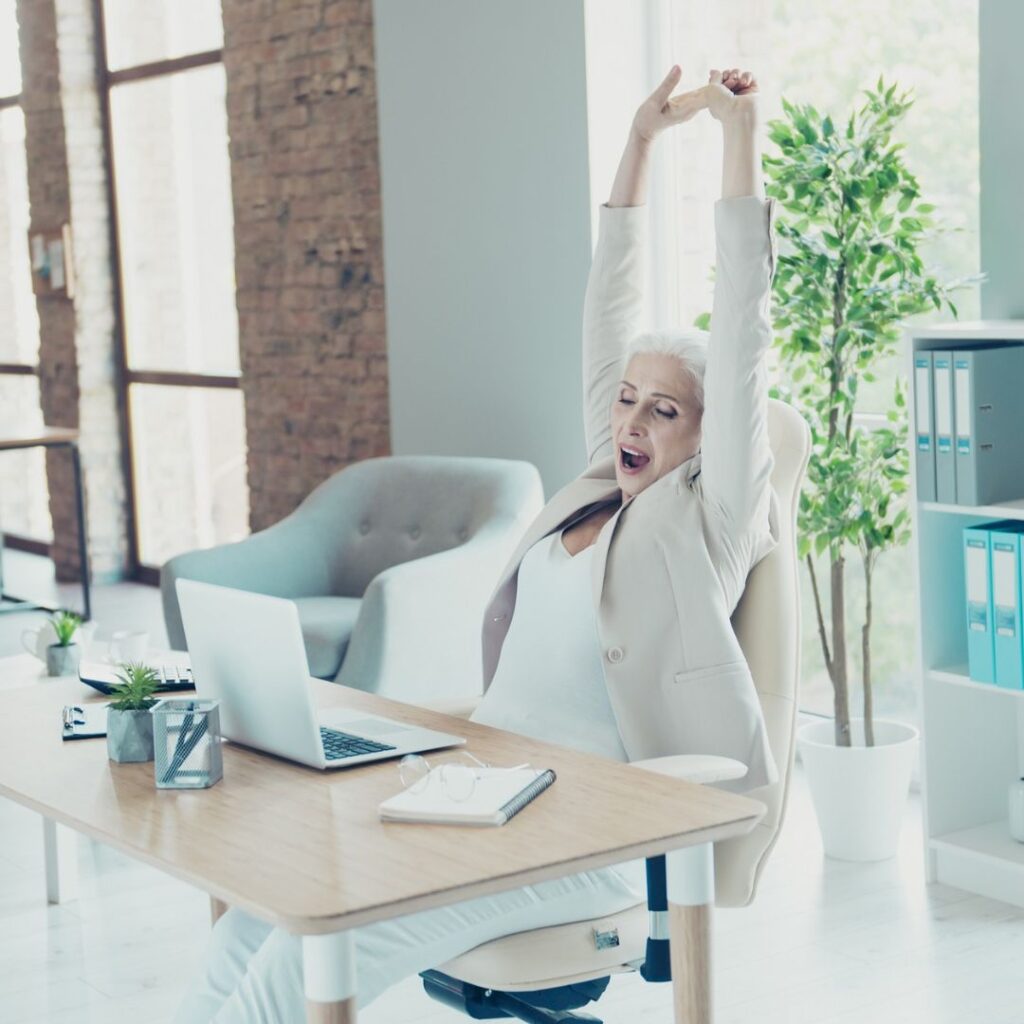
[990,522,1024,690]
[913,351,936,502]
[952,344,1024,506]
[964,525,995,683]
[933,352,956,503]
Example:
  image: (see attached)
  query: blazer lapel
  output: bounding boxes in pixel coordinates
[490,460,621,599]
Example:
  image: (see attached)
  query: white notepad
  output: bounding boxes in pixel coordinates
[379,766,556,826]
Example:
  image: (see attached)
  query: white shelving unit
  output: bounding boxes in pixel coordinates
[912,320,1024,908]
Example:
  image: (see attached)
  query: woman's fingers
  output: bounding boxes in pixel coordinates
[652,64,683,108]
[666,86,708,124]
[711,67,758,95]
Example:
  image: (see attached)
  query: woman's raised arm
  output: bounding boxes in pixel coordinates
[582,68,707,464]
[698,69,777,535]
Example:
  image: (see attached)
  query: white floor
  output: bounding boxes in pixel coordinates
[2,554,1024,1023]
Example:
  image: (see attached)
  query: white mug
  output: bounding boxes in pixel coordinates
[109,630,149,664]
[22,619,97,661]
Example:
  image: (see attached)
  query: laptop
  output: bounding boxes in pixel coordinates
[175,579,465,770]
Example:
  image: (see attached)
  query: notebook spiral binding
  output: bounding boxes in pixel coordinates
[498,769,557,823]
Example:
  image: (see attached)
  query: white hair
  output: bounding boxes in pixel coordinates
[625,329,709,413]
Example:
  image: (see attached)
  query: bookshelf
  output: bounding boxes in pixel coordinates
[912,320,1024,908]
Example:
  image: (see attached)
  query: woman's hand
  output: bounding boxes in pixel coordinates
[706,68,760,129]
[631,65,708,144]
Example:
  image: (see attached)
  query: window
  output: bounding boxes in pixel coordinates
[0,0,52,545]
[100,0,249,572]
[660,0,980,724]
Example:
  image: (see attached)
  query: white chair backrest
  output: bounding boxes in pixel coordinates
[715,398,810,908]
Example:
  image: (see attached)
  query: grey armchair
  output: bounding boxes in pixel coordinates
[161,455,544,702]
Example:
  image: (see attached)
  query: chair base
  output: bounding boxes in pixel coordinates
[420,970,609,1023]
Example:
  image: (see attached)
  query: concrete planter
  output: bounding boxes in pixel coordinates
[46,643,80,677]
[797,718,918,862]
[107,707,155,764]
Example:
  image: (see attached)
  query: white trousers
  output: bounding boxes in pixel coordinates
[174,861,645,1023]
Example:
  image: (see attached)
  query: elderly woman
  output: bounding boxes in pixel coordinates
[176,64,778,1022]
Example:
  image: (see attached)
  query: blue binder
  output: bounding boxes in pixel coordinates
[990,522,1024,690]
[964,525,995,683]
[913,351,936,502]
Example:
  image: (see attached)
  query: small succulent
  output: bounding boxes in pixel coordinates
[108,662,161,712]
[50,611,81,647]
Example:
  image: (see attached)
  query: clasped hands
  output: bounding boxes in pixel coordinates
[632,65,760,144]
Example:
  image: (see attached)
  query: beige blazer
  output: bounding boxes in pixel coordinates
[481,195,780,793]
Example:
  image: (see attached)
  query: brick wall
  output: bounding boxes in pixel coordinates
[222,0,390,530]
[17,0,129,582]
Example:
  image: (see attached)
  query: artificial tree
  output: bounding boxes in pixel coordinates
[762,78,972,746]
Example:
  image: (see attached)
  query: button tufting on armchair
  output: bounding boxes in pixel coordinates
[161,455,544,702]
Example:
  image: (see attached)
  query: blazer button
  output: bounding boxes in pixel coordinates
[607,646,624,664]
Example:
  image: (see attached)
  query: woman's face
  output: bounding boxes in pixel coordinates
[610,352,703,500]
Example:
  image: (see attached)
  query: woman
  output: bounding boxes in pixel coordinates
[176,64,778,1022]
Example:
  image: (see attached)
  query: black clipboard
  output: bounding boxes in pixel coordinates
[61,703,109,740]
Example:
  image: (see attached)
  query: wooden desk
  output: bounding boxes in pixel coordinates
[0,427,91,620]
[0,659,764,1023]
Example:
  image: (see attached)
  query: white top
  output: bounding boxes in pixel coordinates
[471,529,629,763]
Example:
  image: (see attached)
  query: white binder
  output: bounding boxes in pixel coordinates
[933,351,956,503]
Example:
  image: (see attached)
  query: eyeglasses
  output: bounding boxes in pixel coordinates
[398,751,530,803]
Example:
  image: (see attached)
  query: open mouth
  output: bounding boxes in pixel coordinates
[619,445,651,473]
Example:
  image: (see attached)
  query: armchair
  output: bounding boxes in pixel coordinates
[418,399,810,1023]
[161,455,544,702]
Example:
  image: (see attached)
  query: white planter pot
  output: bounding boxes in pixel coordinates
[797,718,919,862]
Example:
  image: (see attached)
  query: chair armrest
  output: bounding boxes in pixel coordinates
[160,515,337,649]
[630,754,749,785]
[415,696,482,720]
[335,527,517,702]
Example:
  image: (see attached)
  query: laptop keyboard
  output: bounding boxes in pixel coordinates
[320,727,397,761]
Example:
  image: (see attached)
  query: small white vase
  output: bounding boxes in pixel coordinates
[797,718,919,862]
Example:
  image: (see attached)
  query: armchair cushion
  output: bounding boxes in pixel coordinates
[294,596,363,680]
[438,903,646,992]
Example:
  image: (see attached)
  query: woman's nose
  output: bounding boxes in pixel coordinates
[625,410,646,435]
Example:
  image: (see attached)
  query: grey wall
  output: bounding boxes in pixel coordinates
[979,0,1024,318]
[373,0,594,498]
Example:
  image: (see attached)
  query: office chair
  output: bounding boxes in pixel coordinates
[418,399,810,1023]
[161,455,544,702]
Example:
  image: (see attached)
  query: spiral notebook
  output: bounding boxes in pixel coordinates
[379,766,556,826]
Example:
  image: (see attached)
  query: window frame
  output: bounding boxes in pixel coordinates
[0,80,50,555]
[95,1,242,583]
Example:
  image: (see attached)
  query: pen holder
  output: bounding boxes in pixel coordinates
[151,698,223,789]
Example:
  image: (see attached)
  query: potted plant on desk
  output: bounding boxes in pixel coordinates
[761,79,973,860]
[46,611,82,677]
[107,662,161,764]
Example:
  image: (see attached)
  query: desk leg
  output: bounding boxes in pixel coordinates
[42,817,78,904]
[303,931,357,1023]
[666,842,714,1024]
